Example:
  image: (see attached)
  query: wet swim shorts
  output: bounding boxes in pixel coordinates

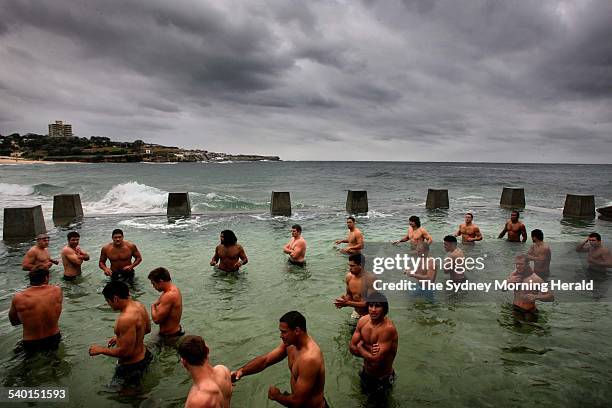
[360,369,396,394]
[21,332,62,353]
[111,348,153,388]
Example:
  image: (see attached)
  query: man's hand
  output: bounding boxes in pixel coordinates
[89,344,104,356]
[230,368,243,383]
[51,259,59,265]
[392,240,401,245]
[122,264,134,272]
[268,386,281,401]
[42,261,54,269]
[334,240,342,245]
[333,297,348,308]
[107,336,117,347]
[103,268,112,277]
[371,343,380,355]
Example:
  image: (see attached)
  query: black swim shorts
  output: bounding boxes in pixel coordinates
[21,332,62,353]
[360,369,396,394]
[111,348,153,388]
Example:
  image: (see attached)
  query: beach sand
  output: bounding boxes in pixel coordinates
[0,156,80,164]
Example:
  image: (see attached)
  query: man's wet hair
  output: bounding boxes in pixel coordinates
[148,267,171,282]
[221,230,238,246]
[292,224,302,233]
[531,229,544,241]
[348,253,365,266]
[102,281,130,300]
[366,291,389,316]
[409,215,421,228]
[515,254,529,265]
[280,311,307,332]
[588,232,601,241]
[347,216,356,222]
[178,335,209,366]
[112,229,123,237]
[29,266,49,286]
[511,211,520,218]
[465,212,474,219]
[67,231,80,240]
[443,235,457,244]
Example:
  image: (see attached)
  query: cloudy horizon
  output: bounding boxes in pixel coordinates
[1,0,611,163]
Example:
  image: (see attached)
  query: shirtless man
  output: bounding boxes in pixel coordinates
[334,216,364,255]
[231,311,327,408]
[350,292,398,395]
[392,215,433,247]
[498,211,527,242]
[9,267,63,353]
[99,229,142,282]
[61,231,90,281]
[210,230,248,272]
[406,243,437,283]
[89,281,152,389]
[506,254,554,322]
[527,229,552,279]
[178,335,232,408]
[22,233,59,271]
[148,267,184,344]
[443,235,466,282]
[576,232,612,273]
[334,254,375,319]
[454,212,482,243]
[283,224,307,266]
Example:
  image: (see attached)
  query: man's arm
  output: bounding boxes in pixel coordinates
[283,241,292,254]
[289,241,305,259]
[89,317,137,358]
[576,238,589,252]
[269,357,320,407]
[63,248,83,266]
[349,319,366,357]
[346,231,364,252]
[520,225,527,242]
[232,342,287,381]
[238,246,248,265]
[22,250,37,271]
[423,229,433,245]
[392,231,410,245]
[78,247,90,261]
[125,244,142,271]
[454,225,462,237]
[473,227,483,241]
[9,298,21,326]
[151,293,172,324]
[498,224,508,239]
[210,246,220,266]
[99,247,112,276]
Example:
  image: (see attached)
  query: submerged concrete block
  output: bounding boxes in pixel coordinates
[53,194,84,220]
[346,191,368,214]
[167,192,191,217]
[563,194,595,218]
[3,205,47,241]
[500,187,525,208]
[426,189,449,209]
[270,191,291,216]
[597,206,612,222]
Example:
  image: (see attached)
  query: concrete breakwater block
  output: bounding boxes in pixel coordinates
[167,192,191,216]
[3,206,47,241]
[563,194,595,218]
[426,189,449,209]
[500,187,525,208]
[271,192,291,216]
[53,194,84,220]
[597,206,612,221]
[346,191,368,214]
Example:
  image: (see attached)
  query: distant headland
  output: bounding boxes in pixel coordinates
[0,130,280,163]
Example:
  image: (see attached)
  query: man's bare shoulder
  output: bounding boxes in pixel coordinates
[101,243,114,252]
[186,385,222,408]
[357,314,371,329]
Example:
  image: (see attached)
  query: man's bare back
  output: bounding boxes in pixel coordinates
[186,364,232,408]
[9,282,62,341]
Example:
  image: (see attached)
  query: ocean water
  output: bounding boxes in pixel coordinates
[0,161,611,407]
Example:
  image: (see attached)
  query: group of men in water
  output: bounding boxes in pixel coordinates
[9,212,612,407]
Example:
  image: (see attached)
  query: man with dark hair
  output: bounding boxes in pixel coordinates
[9,267,63,353]
[334,216,364,254]
[178,335,232,407]
[283,224,307,266]
[528,229,551,279]
[99,229,142,282]
[231,311,327,407]
[498,211,527,242]
[350,292,398,396]
[506,254,553,322]
[443,235,466,282]
[148,267,183,343]
[334,254,375,319]
[61,231,90,281]
[22,233,59,272]
[393,215,433,247]
[576,232,611,272]
[454,212,482,243]
[89,281,152,389]
[210,230,248,272]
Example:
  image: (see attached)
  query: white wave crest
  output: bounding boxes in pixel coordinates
[83,181,169,214]
[0,183,34,196]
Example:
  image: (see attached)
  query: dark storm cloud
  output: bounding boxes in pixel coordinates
[0,0,610,162]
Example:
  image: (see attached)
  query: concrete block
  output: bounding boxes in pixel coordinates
[563,194,595,218]
[3,205,47,241]
[500,187,525,208]
[53,194,84,220]
[346,191,368,214]
[597,206,612,222]
[167,192,191,217]
[426,189,449,209]
[271,191,291,216]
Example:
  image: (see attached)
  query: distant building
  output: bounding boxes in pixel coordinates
[48,120,73,138]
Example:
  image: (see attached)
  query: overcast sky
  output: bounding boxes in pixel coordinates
[1,0,611,162]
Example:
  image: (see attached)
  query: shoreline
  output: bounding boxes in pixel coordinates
[0,156,82,164]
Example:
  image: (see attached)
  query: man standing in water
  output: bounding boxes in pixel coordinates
[61,231,90,281]
[178,335,232,408]
[576,232,612,273]
[231,311,327,407]
[498,211,527,242]
[443,235,466,282]
[89,281,152,389]
[148,267,183,344]
[334,254,375,319]
[210,230,248,272]
[334,216,364,254]
[350,292,398,395]
[527,229,552,279]
[392,215,433,247]
[9,267,63,353]
[99,229,143,282]
[454,212,482,243]
[22,233,59,271]
[283,224,307,266]
[506,254,554,322]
